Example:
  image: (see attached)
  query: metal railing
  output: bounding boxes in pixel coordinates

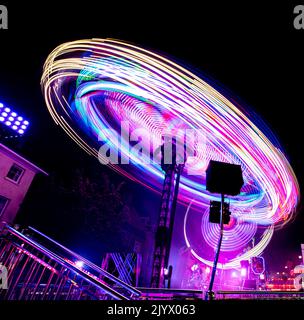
[0,224,141,300]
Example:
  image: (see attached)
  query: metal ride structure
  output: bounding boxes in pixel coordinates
[101,252,139,287]
[151,138,185,288]
[40,38,299,291]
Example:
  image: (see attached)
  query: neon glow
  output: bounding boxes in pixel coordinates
[75,260,84,268]
[241,268,247,277]
[41,39,299,268]
[191,264,199,272]
[231,271,238,278]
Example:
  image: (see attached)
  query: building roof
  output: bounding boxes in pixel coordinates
[0,143,48,175]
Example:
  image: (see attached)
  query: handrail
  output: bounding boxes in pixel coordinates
[7,241,105,300]
[4,225,128,300]
[28,226,141,297]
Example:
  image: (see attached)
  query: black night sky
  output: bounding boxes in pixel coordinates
[0,1,303,273]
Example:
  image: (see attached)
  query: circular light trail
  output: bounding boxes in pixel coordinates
[41,38,299,265]
[184,200,274,268]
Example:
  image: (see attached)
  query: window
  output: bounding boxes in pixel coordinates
[6,164,24,183]
[0,195,9,217]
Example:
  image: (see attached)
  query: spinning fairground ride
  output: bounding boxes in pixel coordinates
[41,38,299,294]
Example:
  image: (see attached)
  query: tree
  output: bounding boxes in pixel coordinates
[17,164,145,262]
